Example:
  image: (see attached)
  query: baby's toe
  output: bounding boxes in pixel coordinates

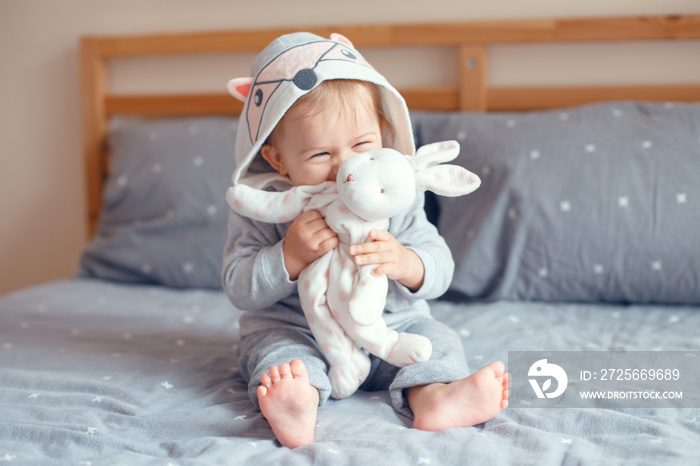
[289,359,308,379]
[278,362,292,379]
[488,361,505,377]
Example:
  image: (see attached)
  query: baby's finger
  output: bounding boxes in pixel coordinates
[353,252,385,265]
[298,210,324,223]
[318,234,339,252]
[306,217,335,235]
[370,263,389,277]
[368,229,392,241]
[350,240,383,256]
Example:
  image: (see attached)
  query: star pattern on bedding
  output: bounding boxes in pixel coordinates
[5,102,700,463]
[5,277,700,463]
[460,104,700,301]
[92,120,236,289]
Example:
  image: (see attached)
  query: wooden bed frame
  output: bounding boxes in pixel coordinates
[81,14,700,237]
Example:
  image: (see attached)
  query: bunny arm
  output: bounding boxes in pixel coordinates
[225,182,336,223]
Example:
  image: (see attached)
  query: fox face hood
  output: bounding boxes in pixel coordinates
[227,32,414,189]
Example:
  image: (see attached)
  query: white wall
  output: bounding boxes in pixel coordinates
[1,0,699,295]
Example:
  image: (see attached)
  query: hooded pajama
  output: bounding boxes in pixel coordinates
[221,31,470,418]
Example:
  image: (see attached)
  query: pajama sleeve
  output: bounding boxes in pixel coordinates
[221,209,296,311]
[389,192,455,301]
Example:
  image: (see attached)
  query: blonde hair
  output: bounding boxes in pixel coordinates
[268,79,395,147]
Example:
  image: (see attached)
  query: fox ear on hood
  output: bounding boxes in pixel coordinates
[227,77,255,102]
[330,33,354,48]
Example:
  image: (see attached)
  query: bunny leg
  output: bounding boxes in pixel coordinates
[299,253,370,399]
[347,264,388,326]
[331,298,433,367]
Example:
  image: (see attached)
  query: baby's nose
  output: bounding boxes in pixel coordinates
[328,168,339,182]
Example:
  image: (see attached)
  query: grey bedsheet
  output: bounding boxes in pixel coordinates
[1,279,699,465]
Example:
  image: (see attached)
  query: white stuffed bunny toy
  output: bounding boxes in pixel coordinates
[227,140,480,398]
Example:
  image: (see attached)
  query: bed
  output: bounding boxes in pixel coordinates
[2,15,700,464]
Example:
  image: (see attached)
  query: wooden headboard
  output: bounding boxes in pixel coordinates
[81,15,700,237]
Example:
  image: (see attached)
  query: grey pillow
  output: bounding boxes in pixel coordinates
[80,116,238,288]
[412,102,700,304]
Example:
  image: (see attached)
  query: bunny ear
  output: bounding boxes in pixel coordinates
[227,77,255,102]
[410,140,480,196]
[330,33,354,48]
[408,140,461,171]
[415,165,481,197]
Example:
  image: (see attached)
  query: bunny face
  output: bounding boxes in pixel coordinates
[337,148,416,222]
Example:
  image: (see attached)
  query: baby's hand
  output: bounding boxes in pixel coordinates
[283,210,338,280]
[350,230,425,292]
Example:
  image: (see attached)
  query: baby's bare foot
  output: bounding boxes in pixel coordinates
[409,360,510,431]
[257,359,319,448]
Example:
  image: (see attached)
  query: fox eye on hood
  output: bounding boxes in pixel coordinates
[254,89,264,107]
[341,48,356,60]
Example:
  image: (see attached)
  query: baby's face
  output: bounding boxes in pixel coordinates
[263,91,382,186]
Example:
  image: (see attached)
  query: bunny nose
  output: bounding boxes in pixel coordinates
[346,174,354,182]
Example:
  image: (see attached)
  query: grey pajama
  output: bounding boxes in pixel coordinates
[223,193,467,419]
[238,314,469,418]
